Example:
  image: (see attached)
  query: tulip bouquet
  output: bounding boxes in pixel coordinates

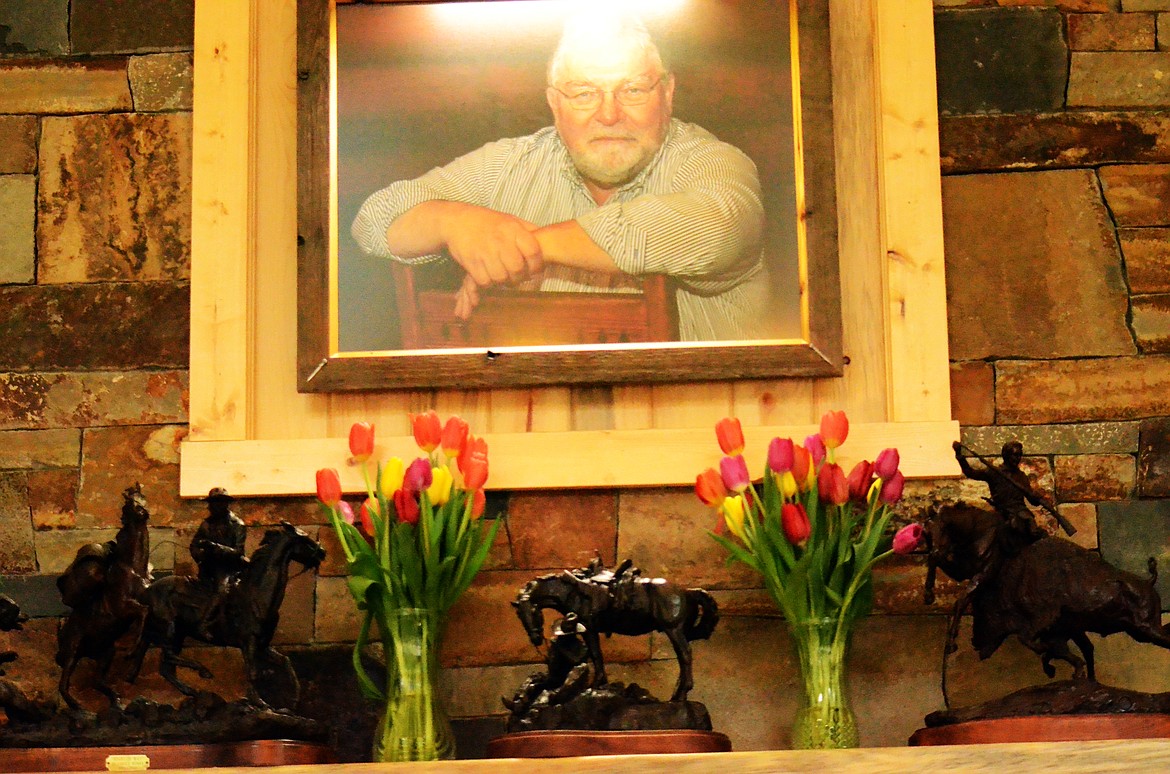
[315,413,501,762]
[696,411,922,749]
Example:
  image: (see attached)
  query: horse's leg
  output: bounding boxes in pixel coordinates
[1023,635,1085,679]
[264,647,299,710]
[57,655,82,711]
[664,625,693,702]
[92,647,123,710]
[159,631,200,697]
[1071,631,1095,682]
[581,627,607,688]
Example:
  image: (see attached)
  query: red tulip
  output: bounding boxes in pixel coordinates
[818,462,849,505]
[720,454,750,493]
[316,468,342,506]
[791,445,812,490]
[768,437,794,474]
[410,410,442,453]
[805,434,826,466]
[820,410,849,450]
[440,416,470,458]
[460,436,489,490]
[847,460,874,502]
[880,470,905,505]
[715,417,745,456]
[695,467,727,506]
[471,488,487,520]
[348,422,375,463]
[781,503,810,547]
[359,496,378,534]
[404,457,433,492]
[893,522,924,554]
[393,487,420,525]
[874,447,900,480]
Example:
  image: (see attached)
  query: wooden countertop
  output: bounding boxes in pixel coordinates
[77,739,1170,774]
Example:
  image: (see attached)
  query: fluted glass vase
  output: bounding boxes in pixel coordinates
[789,617,859,749]
[373,608,455,762]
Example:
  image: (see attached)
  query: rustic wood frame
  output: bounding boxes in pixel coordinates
[182,0,958,498]
[297,0,842,392]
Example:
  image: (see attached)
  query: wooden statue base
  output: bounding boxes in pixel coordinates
[487,729,732,758]
[910,713,1170,746]
[0,739,335,772]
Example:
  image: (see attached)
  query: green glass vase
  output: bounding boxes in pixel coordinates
[789,617,859,749]
[373,608,455,762]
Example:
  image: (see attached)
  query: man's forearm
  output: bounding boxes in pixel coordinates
[532,220,621,274]
[383,200,464,258]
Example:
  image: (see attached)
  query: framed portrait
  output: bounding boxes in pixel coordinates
[298,0,843,391]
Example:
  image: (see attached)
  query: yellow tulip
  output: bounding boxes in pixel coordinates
[779,470,797,498]
[427,465,453,506]
[722,495,747,541]
[379,457,405,499]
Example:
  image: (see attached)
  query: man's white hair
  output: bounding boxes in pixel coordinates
[547,11,667,85]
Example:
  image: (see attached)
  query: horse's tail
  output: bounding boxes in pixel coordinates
[683,589,719,641]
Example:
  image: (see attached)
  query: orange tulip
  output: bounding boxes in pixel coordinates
[348,422,375,463]
[359,496,379,534]
[459,436,489,490]
[316,468,342,506]
[694,468,727,507]
[471,488,487,520]
[410,410,442,453]
[818,462,849,505]
[441,416,470,458]
[791,445,813,491]
[715,417,745,456]
[820,410,849,450]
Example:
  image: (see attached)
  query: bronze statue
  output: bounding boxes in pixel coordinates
[0,595,54,723]
[55,483,153,710]
[188,488,249,641]
[126,522,325,709]
[503,613,592,716]
[512,558,718,703]
[924,502,1170,686]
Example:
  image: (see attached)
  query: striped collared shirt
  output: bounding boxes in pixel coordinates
[352,119,771,341]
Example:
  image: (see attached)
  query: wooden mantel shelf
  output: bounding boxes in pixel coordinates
[66,739,1170,773]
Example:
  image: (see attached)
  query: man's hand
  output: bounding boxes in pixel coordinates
[439,204,544,287]
[453,274,480,321]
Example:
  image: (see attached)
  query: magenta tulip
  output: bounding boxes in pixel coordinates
[846,460,874,502]
[874,447,900,480]
[404,457,433,492]
[720,454,751,493]
[880,470,905,504]
[805,434,826,467]
[893,522,924,554]
[767,437,794,474]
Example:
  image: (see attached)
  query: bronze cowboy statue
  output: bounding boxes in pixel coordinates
[188,488,249,641]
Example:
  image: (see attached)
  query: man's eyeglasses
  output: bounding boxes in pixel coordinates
[551,76,664,111]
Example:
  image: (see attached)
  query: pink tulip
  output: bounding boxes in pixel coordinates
[805,434,826,467]
[847,460,874,502]
[715,417,745,457]
[781,503,810,547]
[410,411,442,453]
[405,457,433,492]
[720,454,750,493]
[767,437,794,474]
[695,468,727,506]
[316,468,342,506]
[348,422,375,463]
[880,470,905,504]
[817,462,849,505]
[337,499,356,525]
[820,410,849,449]
[874,448,900,480]
[892,522,924,555]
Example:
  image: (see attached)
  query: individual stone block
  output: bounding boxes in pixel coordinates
[0,174,33,283]
[0,283,189,370]
[1100,164,1170,226]
[1054,453,1136,501]
[618,489,760,589]
[0,116,36,173]
[950,361,994,426]
[1160,12,1170,49]
[1121,228,1170,293]
[70,0,194,54]
[78,425,198,529]
[934,9,1067,115]
[1125,0,1170,10]
[38,113,191,283]
[0,428,80,469]
[1133,294,1170,352]
[313,575,365,644]
[0,60,130,113]
[997,356,1170,423]
[1068,12,1156,50]
[1053,503,1099,549]
[1071,52,1170,106]
[1098,499,1170,605]
[0,371,188,431]
[960,422,1140,456]
[940,112,1170,173]
[943,170,1134,360]
[271,556,317,646]
[129,53,193,111]
[1139,416,1170,495]
[0,471,35,573]
[27,468,78,530]
[0,574,67,617]
[33,527,116,574]
[0,0,69,55]
[506,490,616,569]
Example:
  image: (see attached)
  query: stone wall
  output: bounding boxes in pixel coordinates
[2,0,1170,759]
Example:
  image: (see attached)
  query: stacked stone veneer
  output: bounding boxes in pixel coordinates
[3,0,1170,758]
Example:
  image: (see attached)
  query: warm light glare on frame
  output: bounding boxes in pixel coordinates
[429,0,689,30]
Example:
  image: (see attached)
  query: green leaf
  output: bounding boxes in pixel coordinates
[351,610,385,701]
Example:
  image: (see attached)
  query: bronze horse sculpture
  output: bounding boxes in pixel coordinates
[924,502,1170,682]
[126,522,325,709]
[55,484,153,710]
[512,566,719,703]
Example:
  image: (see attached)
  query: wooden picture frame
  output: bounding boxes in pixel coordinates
[181,0,957,498]
[297,0,843,392]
